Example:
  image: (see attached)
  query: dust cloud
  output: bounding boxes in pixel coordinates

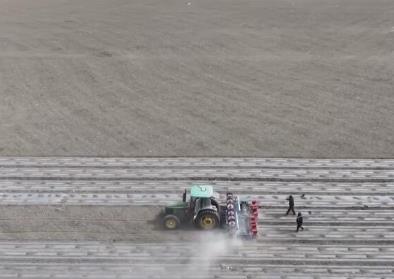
[126,231,243,278]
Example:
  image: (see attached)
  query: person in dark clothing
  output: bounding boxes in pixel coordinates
[296,212,304,232]
[182,189,187,202]
[286,195,295,215]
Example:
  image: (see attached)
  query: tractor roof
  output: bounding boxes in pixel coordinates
[190,185,214,198]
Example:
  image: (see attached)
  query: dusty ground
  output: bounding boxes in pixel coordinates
[0,205,193,242]
[0,0,393,157]
[0,158,393,278]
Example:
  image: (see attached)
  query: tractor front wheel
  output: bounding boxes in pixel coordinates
[196,210,219,230]
[163,215,180,230]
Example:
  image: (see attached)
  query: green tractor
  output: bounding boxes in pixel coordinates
[162,184,260,238]
[162,184,225,230]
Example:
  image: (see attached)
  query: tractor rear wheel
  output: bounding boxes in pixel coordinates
[163,215,180,230]
[196,209,220,230]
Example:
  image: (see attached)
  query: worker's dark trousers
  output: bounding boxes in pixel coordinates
[286,206,295,215]
[296,224,304,232]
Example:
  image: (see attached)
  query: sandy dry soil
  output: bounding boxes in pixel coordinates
[0,158,393,278]
[0,205,207,242]
[0,0,393,157]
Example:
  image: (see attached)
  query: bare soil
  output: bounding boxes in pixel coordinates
[0,0,393,157]
[0,205,201,242]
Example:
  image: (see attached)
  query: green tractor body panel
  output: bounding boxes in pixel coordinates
[190,185,214,198]
[166,201,188,209]
[164,201,190,223]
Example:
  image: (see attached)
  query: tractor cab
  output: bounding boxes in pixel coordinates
[189,185,220,225]
[189,184,218,208]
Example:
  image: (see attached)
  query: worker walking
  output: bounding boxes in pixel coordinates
[286,195,295,215]
[296,212,304,232]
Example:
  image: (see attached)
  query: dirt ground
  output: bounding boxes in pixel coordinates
[0,0,393,157]
[0,205,194,242]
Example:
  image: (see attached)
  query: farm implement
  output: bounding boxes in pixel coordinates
[161,184,259,238]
